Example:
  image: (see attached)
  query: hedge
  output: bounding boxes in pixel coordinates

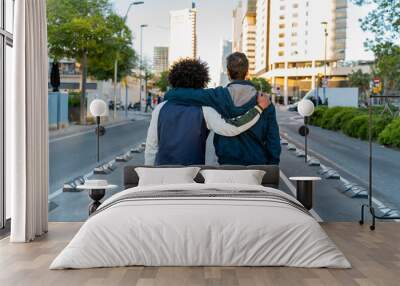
[378,117,400,148]
[309,106,395,145]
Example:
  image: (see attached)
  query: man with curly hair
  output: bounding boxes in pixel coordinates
[163,53,281,166]
[145,58,270,166]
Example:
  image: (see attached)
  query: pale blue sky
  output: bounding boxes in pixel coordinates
[113,0,374,84]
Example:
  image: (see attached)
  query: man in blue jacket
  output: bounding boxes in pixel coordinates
[164,52,281,165]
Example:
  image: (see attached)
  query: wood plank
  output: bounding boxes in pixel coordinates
[0,222,399,286]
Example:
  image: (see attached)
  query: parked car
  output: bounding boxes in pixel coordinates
[287,89,326,112]
[128,102,140,111]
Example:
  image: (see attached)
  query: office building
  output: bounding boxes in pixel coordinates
[218,40,233,86]
[153,47,169,74]
[254,0,370,104]
[169,5,197,66]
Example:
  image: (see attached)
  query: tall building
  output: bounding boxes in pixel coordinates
[253,0,369,105]
[218,40,233,86]
[232,1,243,52]
[153,47,169,75]
[169,4,197,66]
[232,0,257,76]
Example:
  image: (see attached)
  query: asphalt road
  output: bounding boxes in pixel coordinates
[277,108,400,211]
[49,119,150,194]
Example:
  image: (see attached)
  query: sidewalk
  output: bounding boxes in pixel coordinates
[49,111,151,140]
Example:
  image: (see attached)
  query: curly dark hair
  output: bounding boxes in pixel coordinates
[168,58,210,89]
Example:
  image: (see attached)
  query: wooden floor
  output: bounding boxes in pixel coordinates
[0,222,399,286]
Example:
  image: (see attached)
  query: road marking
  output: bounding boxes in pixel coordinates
[48,171,94,201]
[282,133,400,220]
[280,170,323,222]
[49,120,134,143]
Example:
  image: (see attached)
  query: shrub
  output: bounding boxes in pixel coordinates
[342,115,369,138]
[379,117,400,147]
[326,107,360,131]
[309,106,327,126]
[68,92,81,107]
[319,106,347,129]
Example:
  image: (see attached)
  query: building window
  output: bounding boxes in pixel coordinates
[292,22,298,27]
[278,51,285,57]
[279,42,285,47]
[1,0,15,229]
[279,24,285,29]
[279,33,285,38]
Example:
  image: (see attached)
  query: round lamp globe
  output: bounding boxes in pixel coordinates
[298,99,315,117]
[90,99,107,117]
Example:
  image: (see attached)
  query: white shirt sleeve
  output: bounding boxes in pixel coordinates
[202,106,261,137]
[144,101,166,165]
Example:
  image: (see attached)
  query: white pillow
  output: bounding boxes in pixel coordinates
[135,167,201,186]
[200,169,266,185]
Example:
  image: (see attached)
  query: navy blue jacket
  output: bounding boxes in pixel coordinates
[155,102,209,165]
[164,82,281,165]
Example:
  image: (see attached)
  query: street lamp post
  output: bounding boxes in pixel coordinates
[113,1,145,120]
[139,24,148,111]
[321,21,328,104]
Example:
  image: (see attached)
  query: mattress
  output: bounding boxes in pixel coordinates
[50,183,351,269]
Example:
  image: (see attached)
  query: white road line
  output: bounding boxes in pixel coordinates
[48,171,94,201]
[280,170,323,222]
[282,134,400,219]
[49,121,132,143]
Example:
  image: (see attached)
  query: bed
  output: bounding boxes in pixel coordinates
[50,165,350,269]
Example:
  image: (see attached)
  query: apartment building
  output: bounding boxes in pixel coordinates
[169,5,197,66]
[232,0,257,75]
[254,0,369,104]
[153,46,169,75]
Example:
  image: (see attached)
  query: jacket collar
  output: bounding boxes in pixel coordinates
[227,80,255,88]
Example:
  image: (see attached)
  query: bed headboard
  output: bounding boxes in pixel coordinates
[123,165,280,189]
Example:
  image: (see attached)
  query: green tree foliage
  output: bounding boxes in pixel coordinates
[348,69,371,94]
[250,78,272,93]
[351,0,400,48]
[47,0,137,123]
[155,71,170,92]
[352,0,400,94]
[373,43,400,91]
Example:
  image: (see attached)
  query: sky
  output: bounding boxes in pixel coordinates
[112,0,375,84]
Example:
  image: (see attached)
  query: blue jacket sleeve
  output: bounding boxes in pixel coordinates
[263,105,281,165]
[164,87,254,118]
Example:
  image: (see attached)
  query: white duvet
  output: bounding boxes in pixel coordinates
[50,183,351,269]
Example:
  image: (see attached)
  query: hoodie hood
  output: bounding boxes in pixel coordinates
[227,80,258,107]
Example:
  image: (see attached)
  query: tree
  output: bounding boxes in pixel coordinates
[50,62,60,92]
[250,77,272,93]
[351,0,400,49]
[155,71,170,92]
[348,69,372,98]
[47,0,137,123]
[373,43,400,92]
[87,13,137,82]
[352,0,400,94]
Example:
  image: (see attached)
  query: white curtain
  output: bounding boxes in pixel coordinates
[7,0,49,242]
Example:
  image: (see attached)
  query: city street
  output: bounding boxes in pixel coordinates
[49,106,400,222]
[49,116,150,194]
[277,107,400,211]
